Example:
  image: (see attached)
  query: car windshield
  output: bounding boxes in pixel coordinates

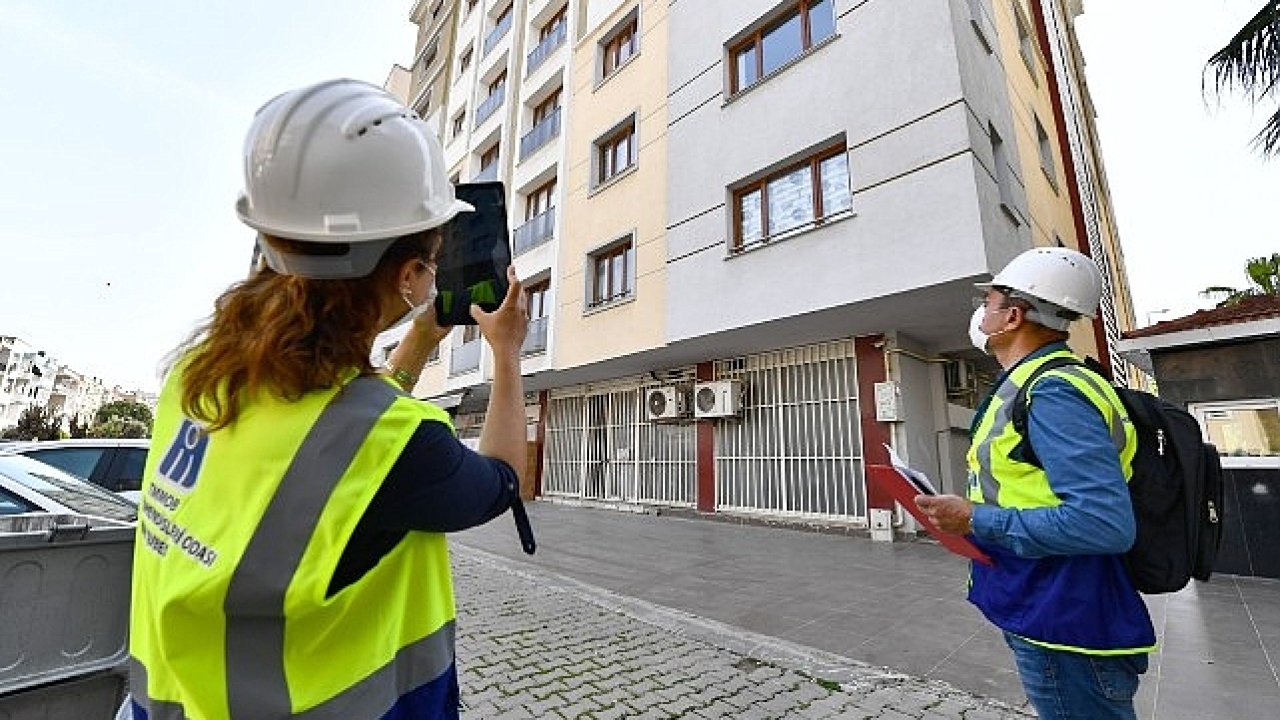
[0,455,136,523]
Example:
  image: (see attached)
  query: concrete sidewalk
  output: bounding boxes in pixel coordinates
[454,502,1280,720]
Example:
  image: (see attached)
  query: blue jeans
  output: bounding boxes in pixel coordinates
[1004,632,1147,720]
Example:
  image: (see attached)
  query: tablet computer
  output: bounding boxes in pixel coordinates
[433,181,512,326]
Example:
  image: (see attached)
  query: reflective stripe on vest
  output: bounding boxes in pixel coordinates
[130,375,456,719]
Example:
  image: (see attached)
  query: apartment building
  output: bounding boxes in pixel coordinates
[0,335,154,433]
[393,0,1138,527]
[0,336,58,428]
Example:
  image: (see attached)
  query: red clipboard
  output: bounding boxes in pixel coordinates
[866,464,993,565]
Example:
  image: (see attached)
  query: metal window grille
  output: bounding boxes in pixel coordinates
[713,339,865,521]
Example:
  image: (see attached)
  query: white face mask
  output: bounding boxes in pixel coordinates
[968,305,1012,353]
[387,282,438,331]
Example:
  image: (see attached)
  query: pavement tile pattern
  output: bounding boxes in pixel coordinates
[453,547,1034,719]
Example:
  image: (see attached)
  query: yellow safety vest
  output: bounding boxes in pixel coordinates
[965,348,1155,654]
[129,371,457,719]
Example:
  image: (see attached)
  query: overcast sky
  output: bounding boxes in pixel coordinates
[0,1,1275,392]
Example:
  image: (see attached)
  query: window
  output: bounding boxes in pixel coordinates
[459,46,474,74]
[488,70,507,96]
[452,111,466,138]
[1191,399,1280,469]
[533,89,561,126]
[596,117,636,186]
[989,123,1020,224]
[1015,4,1038,76]
[479,144,499,172]
[601,16,638,79]
[0,487,38,515]
[460,325,481,344]
[105,448,147,492]
[527,281,551,319]
[588,239,635,308]
[466,0,479,14]
[730,0,835,94]
[25,447,105,480]
[1035,115,1057,189]
[732,145,851,250]
[526,178,557,221]
[540,7,567,41]
[967,0,994,53]
[421,42,439,72]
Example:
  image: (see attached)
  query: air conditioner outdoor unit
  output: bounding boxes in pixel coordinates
[645,386,687,422]
[693,380,743,419]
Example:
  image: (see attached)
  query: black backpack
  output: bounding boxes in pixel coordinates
[1010,356,1225,594]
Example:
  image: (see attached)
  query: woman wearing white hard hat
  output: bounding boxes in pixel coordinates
[124,79,529,720]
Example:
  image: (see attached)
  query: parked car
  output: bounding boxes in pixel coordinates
[0,454,136,522]
[0,438,149,501]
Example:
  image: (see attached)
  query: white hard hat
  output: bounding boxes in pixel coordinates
[235,79,472,279]
[977,247,1103,330]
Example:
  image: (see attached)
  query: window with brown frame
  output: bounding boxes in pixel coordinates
[596,118,636,186]
[732,144,852,250]
[729,0,835,94]
[479,144,499,172]
[601,16,638,79]
[540,6,568,41]
[525,178,557,221]
[527,280,551,319]
[488,70,507,96]
[532,89,561,126]
[459,46,473,74]
[588,238,635,307]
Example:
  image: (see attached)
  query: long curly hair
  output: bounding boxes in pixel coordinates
[172,231,439,430]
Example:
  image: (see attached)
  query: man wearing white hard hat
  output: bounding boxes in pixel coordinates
[917,247,1153,720]
[123,79,529,720]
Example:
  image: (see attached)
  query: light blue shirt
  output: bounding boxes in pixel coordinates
[970,343,1136,558]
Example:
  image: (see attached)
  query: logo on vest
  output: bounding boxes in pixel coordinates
[158,418,209,492]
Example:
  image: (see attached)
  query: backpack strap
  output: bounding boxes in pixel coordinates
[1010,355,1085,468]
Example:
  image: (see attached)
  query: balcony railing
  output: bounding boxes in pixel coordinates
[519,106,561,160]
[474,86,505,127]
[483,12,513,56]
[473,163,499,182]
[526,22,567,75]
[450,340,482,375]
[513,206,555,255]
[521,316,549,356]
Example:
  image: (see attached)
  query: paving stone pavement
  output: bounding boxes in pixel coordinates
[452,546,1033,719]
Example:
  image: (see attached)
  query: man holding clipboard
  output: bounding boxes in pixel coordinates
[912,249,1153,720]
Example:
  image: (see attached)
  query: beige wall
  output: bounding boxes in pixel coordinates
[994,0,1101,360]
[553,0,668,369]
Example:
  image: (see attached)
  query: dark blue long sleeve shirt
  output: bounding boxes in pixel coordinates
[970,343,1136,558]
[329,420,518,594]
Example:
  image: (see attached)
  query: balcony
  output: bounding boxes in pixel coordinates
[473,163,499,182]
[450,340,482,375]
[513,206,555,255]
[519,106,561,160]
[474,86,505,127]
[526,22,567,75]
[521,316,549,356]
[483,12,513,56]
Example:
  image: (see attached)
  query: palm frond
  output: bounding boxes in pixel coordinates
[1206,2,1280,155]
[1207,1,1280,101]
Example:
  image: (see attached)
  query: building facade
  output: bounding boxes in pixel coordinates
[391,0,1139,528]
